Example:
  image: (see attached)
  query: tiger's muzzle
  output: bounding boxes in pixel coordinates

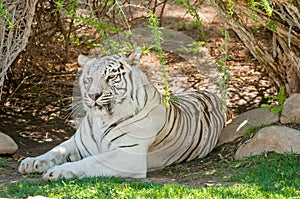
[87,91,114,110]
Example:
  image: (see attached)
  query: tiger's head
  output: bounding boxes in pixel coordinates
[78,48,147,116]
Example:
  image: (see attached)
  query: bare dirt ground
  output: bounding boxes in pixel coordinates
[0,3,277,190]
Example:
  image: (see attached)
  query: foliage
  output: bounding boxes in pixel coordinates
[148,12,171,108]
[265,20,277,32]
[173,0,206,40]
[217,28,231,99]
[226,0,235,16]
[51,0,119,61]
[248,0,274,22]
[0,2,13,29]
[0,158,5,168]
[97,35,135,55]
[52,0,119,34]
[249,0,259,28]
[1,153,299,198]
[249,0,276,31]
[178,41,206,53]
[260,0,273,17]
[261,87,286,114]
[243,124,266,139]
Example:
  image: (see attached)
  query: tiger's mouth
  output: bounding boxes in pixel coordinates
[95,101,112,109]
[94,94,114,113]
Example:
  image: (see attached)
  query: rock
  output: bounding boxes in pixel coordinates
[217,108,279,146]
[281,93,300,123]
[235,126,300,158]
[0,132,18,154]
[27,196,57,199]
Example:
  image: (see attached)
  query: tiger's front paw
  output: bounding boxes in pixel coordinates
[18,157,52,174]
[42,164,84,180]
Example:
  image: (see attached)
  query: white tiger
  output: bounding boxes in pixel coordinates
[18,48,225,180]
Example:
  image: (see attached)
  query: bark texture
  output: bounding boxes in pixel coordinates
[209,0,300,95]
[0,0,38,99]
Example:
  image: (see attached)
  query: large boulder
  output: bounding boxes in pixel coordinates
[217,108,279,146]
[235,126,300,158]
[0,132,18,154]
[281,93,300,123]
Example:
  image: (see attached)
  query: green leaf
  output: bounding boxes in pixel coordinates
[260,104,270,108]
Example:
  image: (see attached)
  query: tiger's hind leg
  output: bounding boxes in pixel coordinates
[18,138,80,174]
[42,148,148,180]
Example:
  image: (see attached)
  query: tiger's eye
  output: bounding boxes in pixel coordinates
[107,74,116,81]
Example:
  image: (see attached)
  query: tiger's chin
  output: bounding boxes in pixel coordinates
[94,103,114,115]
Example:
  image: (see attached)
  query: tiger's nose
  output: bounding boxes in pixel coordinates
[89,93,102,101]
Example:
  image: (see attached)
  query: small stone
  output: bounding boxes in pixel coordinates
[281,93,300,123]
[235,126,300,158]
[0,132,18,154]
[27,196,57,199]
[217,108,279,146]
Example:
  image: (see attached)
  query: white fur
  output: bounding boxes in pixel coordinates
[19,48,167,180]
[18,48,225,180]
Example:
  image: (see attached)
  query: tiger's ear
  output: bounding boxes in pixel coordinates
[78,54,91,67]
[127,47,142,66]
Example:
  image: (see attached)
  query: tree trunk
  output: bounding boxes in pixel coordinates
[208,0,300,95]
[0,0,38,99]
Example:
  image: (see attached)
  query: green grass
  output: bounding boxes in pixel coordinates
[0,158,5,168]
[243,124,266,139]
[1,153,299,198]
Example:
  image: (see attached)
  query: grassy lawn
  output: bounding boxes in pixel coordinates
[1,152,299,198]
